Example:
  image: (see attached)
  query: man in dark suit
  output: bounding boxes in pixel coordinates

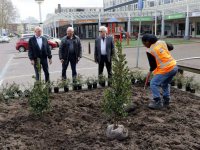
[28,26,52,82]
[94,26,114,79]
[59,27,82,81]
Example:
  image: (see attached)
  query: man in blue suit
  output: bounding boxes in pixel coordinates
[28,26,52,82]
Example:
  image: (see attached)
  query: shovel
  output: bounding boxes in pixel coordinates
[144,72,151,89]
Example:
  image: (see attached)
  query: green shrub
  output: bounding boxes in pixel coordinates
[28,58,52,117]
[102,40,132,129]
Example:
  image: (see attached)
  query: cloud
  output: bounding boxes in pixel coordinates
[11,0,103,22]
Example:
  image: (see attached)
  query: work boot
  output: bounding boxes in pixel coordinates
[163,96,170,107]
[148,97,163,109]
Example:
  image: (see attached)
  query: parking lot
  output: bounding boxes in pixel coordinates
[0,37,200,92]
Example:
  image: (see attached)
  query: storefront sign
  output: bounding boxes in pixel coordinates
[133,17,152,21]
[104,18,125,22]
[59,21,68,25]
[192,12,200,17]
[76,20,96,23]
[165,14,184,19]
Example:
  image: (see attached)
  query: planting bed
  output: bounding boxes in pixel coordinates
[1,85,200,149]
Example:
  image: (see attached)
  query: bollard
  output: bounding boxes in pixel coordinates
[82,41,84,52]
[88,42,91,54]
[127,31,129,45]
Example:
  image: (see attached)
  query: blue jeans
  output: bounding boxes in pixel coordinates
[34,57,49,82]
[150,65,178,99]
[62,55,77,80]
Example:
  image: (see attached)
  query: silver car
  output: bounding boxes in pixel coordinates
[0,37,2,43]
[0,36,9,43]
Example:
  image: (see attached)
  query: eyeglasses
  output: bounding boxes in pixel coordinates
[99,31,103,33]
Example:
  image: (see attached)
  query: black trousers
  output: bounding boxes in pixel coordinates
[34,57,49,82]
[62,55,77,82]
[98,55,112,78]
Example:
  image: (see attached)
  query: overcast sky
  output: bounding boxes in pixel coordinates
[11,0,103,22]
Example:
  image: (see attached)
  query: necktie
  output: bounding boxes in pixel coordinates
[103,38,105,41]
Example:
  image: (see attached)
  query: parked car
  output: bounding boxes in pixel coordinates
[0,36,9,43]
[16,37,57,52]
[0,36,3,43]
[43,34,61,47]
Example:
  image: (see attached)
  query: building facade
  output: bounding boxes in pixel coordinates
[55,4,104,13]
[43,0,200,39]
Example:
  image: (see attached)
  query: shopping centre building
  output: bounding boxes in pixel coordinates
[43,0,200,39]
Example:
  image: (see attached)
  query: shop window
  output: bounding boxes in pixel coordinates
[86,25,89,38]
[197,22,200,35]
[164,0,171,4]
[89,25,93,38]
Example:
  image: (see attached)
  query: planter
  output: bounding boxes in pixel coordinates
[73,85,78,91]
[186,86,191,91]
[54,87,59,93]
[0,93,4,101]
[78,85,82,90]
[49,88,52,93]
[87,84,92,90]
[131,78,135,85]
[24,90,30,97]
[100,82,105,87]
[17,90,23,96]
[170,81,175,86]
[64,86,69,92]
[177,83,182,89]
[190,88,195,93]
[93,83,97,89]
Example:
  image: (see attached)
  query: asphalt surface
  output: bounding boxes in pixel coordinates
[0,37,101,90]
[0,37,200,94]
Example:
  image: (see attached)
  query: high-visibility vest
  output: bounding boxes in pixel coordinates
[147,41,176,75]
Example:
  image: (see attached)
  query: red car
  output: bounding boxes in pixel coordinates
[16,36,57,52]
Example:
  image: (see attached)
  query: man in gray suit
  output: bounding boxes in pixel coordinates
[94,26,114,79]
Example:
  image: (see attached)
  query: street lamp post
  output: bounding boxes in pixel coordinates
[35,0,44,35]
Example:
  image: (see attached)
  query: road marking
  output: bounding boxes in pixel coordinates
[2,67,98,79]
[0,55,13,80]
[10,63,19,66]
[0,79,4,86]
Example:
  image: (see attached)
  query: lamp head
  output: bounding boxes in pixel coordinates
[35,0,44,4]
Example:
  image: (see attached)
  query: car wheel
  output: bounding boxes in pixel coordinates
[56,42,59,47]
[49,45,53,50]
[19,46,26,52]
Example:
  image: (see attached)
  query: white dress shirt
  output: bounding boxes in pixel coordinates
[35,35,42,50]
[101,36,106,55]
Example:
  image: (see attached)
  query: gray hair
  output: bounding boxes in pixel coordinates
[99,26,107,32]
[35,26,41,31]
[67,27,74,32]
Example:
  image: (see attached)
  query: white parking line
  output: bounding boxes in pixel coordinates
[0,79,4,86]
[3,67,98,79]
[0,55,13,80]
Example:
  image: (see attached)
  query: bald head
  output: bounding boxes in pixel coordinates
[35,26,42,37]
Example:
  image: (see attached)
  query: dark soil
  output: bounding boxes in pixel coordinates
[1,85,200,150]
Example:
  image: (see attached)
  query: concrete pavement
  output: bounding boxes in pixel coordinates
[1,37,200,92]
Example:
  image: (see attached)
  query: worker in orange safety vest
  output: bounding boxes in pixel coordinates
[142,34,178,109]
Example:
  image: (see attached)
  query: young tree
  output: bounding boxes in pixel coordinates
[102,40,132,130]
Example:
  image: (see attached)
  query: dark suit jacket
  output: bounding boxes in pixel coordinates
[28,36,52,61]
[59,35,82,64]
[94,35,114,63]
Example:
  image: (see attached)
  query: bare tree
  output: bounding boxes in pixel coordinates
[0,0,20,34]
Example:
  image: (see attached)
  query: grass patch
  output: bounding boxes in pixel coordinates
[122,39,198,48]
[86,39,198,48]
